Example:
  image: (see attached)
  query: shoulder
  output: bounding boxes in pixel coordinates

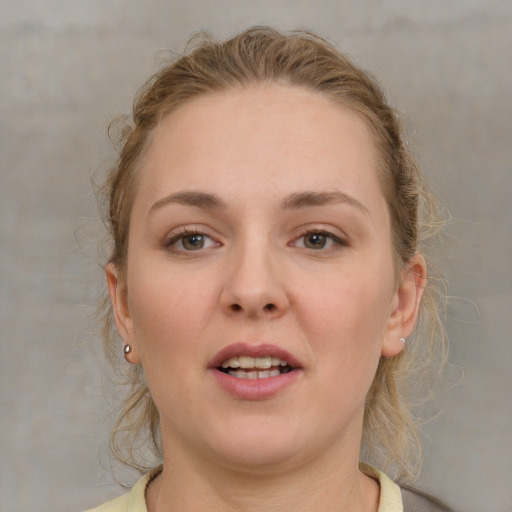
[85,492,132,512]
[360,464,454,512]
[400,486,453,512]
[84,467,162,512]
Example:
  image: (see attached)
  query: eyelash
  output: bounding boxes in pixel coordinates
[163,228,218,252]
[292,229,347,252]
[163,227,347,254]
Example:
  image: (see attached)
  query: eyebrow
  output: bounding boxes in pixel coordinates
[148,189,369,216]
[149,191,227,214]
[280,191,369,216]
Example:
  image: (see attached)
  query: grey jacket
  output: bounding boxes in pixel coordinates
[401,487,453,512]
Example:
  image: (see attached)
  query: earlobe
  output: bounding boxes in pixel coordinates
[381,254,426,357]
[106,263,141,364]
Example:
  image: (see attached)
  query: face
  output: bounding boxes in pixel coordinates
[109,84,424,472]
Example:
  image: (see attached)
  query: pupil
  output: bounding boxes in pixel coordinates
[305,233,326,249]
[183,234,204,250]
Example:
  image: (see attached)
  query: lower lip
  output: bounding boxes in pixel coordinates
[209,368,302,400]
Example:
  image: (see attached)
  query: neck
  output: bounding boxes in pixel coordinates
[146,437,380,512]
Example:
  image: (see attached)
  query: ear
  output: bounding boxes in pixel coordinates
[381,254,426,357]
[106,263,141,364]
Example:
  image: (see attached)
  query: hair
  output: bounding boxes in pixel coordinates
[97,26,446,483]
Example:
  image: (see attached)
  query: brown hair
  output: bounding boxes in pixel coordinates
[98,26,446,482]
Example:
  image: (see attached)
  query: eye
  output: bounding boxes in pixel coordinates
[292,230,345,251]
[165,230,218,252]
[303,233,329,249]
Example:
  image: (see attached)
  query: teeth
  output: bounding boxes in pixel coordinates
[227,369,284,379]
[221,355,289,370]
[239,356,255,368]
[221,357,239,369]
[255,357,270,369]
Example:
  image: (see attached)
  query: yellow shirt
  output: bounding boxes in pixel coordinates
[87,465,403,512]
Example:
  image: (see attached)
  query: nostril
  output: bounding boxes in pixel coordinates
[228,303,278,314]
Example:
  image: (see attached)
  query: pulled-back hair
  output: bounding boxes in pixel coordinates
[98,26,446,482]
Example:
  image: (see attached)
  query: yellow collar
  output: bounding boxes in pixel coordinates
[88,464,403,512]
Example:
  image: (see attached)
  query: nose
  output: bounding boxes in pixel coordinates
[219,241,289,319]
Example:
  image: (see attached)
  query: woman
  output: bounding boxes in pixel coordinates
[90,27,450,512]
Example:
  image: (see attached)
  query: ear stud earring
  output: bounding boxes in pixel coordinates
[399,337,406,343]
[123,344,133,355]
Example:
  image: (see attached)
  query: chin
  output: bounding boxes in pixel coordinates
[216,442,305,473]
[202,418,311,472]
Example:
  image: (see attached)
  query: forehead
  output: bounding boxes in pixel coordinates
[134,84,386,217]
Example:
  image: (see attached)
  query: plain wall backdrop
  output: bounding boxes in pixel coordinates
[1,1,511,511]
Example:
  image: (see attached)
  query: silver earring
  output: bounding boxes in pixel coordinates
[123,344,133,355]
[399,337,406,343]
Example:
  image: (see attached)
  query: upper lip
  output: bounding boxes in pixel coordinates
[209,342,303,370]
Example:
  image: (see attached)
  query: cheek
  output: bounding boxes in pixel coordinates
[126,265,217,415]
[294,267,394,382]
[301,271,392,339]
[127,260,216,364]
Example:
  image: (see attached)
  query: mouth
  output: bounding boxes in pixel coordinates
[209,343,302,399]
[218,356,294,380]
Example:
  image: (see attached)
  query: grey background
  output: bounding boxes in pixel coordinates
[1,1,511,511]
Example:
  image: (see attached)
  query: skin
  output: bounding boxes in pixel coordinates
[108,84,425,512]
